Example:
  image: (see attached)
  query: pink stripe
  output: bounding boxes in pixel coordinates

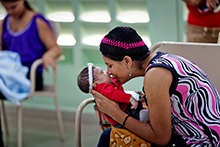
[163,55,203,76]
[162,56,187,75]
[174,125,185,135]
[194,79,220,137]
[100,37,146,49]
[177,56,205,73]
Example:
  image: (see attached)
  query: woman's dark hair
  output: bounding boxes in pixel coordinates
[0,0,32,10]
[24,1,32,10]
[99,27,150,61]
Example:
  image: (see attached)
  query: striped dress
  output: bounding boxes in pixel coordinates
[146,52,220,146]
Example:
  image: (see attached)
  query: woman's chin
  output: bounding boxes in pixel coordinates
[118,79,126,85]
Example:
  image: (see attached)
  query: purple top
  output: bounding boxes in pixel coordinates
[2,14,52,73]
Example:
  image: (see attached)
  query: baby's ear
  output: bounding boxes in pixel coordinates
[92,81,98,88]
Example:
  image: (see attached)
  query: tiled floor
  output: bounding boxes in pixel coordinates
[1,106,102,147]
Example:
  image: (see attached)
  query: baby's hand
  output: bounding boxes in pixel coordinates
[129,96,138,109]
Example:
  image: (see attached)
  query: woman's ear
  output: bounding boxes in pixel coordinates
[123,56,132,68]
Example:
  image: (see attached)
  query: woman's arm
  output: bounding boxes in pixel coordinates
[0,18,5,51]
[36,18,62,72]
[91,67,173,145]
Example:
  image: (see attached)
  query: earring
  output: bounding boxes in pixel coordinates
[129,68,132,77]
[127,65,132,77]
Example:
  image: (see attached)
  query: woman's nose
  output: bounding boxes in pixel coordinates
[106,70,111,75]
[7,9,13,15]
[7,9,14,16]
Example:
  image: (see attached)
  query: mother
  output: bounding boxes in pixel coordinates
[91,27,220,146]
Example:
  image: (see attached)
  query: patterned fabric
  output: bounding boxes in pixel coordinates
[146,52,220,146]
[110,126,151,147]
[2,14,52,73]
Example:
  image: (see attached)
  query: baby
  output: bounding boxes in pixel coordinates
[77,63,149,128]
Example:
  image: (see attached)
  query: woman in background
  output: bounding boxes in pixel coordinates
[0,0,62,90]
[183,0,220,43]
[0,0,62,146]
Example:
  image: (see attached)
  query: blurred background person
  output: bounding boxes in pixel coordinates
[183,0,220,43]
[0,0,62,146]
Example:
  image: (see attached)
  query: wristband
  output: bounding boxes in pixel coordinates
[122,115,129,126]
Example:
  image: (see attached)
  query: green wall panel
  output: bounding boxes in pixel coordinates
[59,48,73,64]
[147,0,179,44]
[82,49,103,65]
[3,0,186,113]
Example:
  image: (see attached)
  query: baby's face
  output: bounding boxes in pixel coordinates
[94,66,111,84]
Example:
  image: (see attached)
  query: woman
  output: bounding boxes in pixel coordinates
[183,0,220,43]
[0,1,61,146]
[91,27,220,146]
[0,0,62,90]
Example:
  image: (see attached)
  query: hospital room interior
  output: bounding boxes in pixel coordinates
[0,0,219,147]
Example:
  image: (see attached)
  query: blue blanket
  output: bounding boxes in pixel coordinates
[0,51,30,103]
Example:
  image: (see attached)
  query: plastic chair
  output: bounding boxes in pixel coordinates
[75,98,95,147]
[75,41,220,147]
[75,91,141,147]
[0,20,65,147]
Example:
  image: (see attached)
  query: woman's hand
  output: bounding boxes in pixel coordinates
[90,89,121,117]
[42,51,56,72]
[206,0,219,10]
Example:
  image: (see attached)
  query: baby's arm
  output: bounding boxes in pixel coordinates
[95,83,132,103]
